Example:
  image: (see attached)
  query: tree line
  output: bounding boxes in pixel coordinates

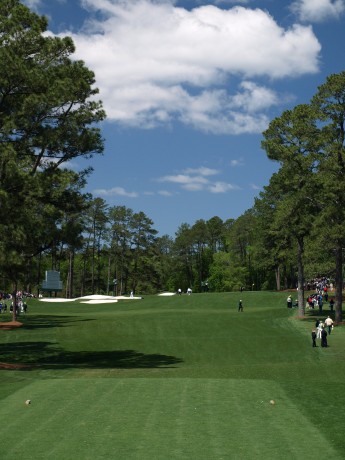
[1,1,345,322]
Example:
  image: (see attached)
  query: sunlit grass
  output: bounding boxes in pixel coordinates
[0,291,344,459]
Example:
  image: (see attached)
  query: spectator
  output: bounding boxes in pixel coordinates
[329,298,334,312]
[321,327,328,348]
[324,316,334,334]
[317,321,323,339]
[287,295,292,308]
[311,329,317,347]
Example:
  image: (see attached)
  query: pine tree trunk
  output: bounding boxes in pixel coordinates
[107,254,111,295]
[67,250,74,298]
[12,282,17,322]
[334,244,343,323]
[275,265,281,291]
[297,237,305,317]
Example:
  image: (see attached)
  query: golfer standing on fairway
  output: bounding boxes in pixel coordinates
[238,300,243,312]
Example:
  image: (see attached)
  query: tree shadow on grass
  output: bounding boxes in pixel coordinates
[304,310,335,321]
[12,315,96,330]
[0,341,183,370]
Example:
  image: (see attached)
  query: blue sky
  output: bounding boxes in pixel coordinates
[24,0,345,236]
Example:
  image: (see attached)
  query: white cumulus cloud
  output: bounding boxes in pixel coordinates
[290,0,345,22]
[57,0,321,134]
[230,158,245,167]
[23,0,42,8]
[93,186,138,198]
[250,183,261,190]
[158,190,174,196]
[208,181,240,193]
[158,165,239,193]
[183,167,219,176]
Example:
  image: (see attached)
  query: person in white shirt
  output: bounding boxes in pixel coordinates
[317,321,323,339]
[324,316,334,334]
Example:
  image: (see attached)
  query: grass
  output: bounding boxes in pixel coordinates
[0,291,344,459]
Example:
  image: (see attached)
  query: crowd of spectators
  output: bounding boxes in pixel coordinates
[287,277,335,312]
[305,277,336,313]
[0,291,35,300]
[0,291,33,315]
[305,277,333,292]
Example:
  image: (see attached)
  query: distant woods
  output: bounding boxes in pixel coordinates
[0,197,336,300]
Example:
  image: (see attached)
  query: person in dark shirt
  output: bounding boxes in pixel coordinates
[311,329,317,347]
[329,298,334,312]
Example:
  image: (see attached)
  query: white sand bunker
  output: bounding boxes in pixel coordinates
[157,292,176,296]
[75,295,116,301]
[40,294,141,303]
[80,299,118,304]
[114,295,142,300]
[39,298,74,302]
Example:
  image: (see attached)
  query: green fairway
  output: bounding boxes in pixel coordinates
[0,292,344,459]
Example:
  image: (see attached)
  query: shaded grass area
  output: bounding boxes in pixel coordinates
[0,341,182,369]
[0,291,345,459]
